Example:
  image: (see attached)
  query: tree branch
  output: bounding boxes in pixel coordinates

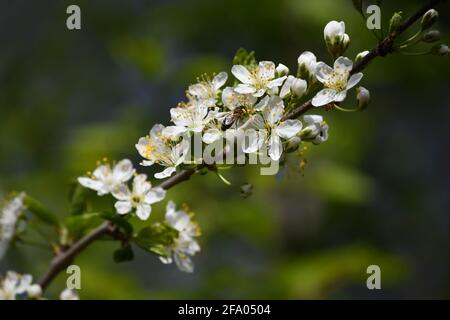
[37,0,445,293]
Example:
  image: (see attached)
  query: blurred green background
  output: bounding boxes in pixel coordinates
[1,0,449,299]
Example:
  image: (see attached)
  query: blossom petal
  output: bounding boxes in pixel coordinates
[257,61,275,81]
[111,184,131,201]
[155,167,176,179]
[212,72,228,90]
[334,90,348,102]
[188,83,207,97]
[231,65,253,84]
[346,72,363,90]
[115,201,132,215]
[235,84,256,94]
[315,62,333,83]
[276,120,303,139]
[112,159,134,183]
[267,76,287,89]
[133,174,151,195]
[203,128,222,144]
[136,203,151,221]
[311,88,337,107]
[334,56,353,72]
[174,253,194,273]
[268,134,282,161]
[280,75,295,98]
[78,177,105,194]
[145,187,166,204]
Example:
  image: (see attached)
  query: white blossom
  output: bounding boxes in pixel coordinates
[356,86,371,109]
[112,174,166,221]
[0,193,26,260]
[231,61,286,97]
[297,51,318,83]
[280,75,307,98]
[301,115,329,144]
[159,201,200,273]
[170,100,214,133]
[312,56,363,107]
[60,288,79,300]
[136,124,190,179]
[78,159,134,196]
[188,72,228,106]
[0,271,40,300]
[244,97,302,161]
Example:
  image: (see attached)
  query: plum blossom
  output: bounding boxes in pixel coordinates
[112,174,166,220]
[312,56,363,107]
[159,201,201,273]
[280,75,307,98]
[136,124,190,179]
[78,159,134,196]
[0,193,26,260]
[244,97,303,161]
[300,115,329,144]
[231,61,286,97]
[0,271,41,300]
[324,21,350,57]
[188,72,228,106]
[170,100,214,133]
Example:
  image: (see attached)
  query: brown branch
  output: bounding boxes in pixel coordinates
[37,0,445,293]
[283,0,444,121]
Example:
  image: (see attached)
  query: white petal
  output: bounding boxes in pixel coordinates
[136,204,151,221]
[112,159,134,183]
[275,120,303,139]
[212,72,228,90]
[203,128,222,144]
[140,160,154,167]
[115,201,132,215]
[231,65,253,84]
[311,88,337,107]
[174,253,194,273]
[253,88,266,97]
[133,174,151,195]
[334,90,348,102]
[304,115,323,125]
[242,129,265,153]
[78,177,104,193]
[334,56,353,71]
[155,167,176,179]
[280,75,295,98]
[235,84,256,94]
[111,184,131,201]
[257,61,275,80]
[92,164,111,181]
[162,126,187,140]
[267,76,287,89]
[346,72,363,90]
[145,187,166,204]
[188,83,207,97]
[315,62,333,83]
[254,95,270,111]
[268,134,282,161]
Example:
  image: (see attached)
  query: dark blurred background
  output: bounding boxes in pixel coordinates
[0,0,449,299]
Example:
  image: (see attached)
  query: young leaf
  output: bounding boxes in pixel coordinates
[389,11,403,34]
[133,223,178,257]
[65,213,102,237]
[113,244,134,263]
[100,212,133,236]
[68,182,89,216]
[23,195,59,226]
[233,48,257,68]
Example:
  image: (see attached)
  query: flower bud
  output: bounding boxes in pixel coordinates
[421,9,438,31]
[422,30,440,43]
[355,50,370,62]
[27,285,42,299]
[285,136,301,152]
[276,63,289,76]
[240,183,253,199]
[291,78,307,98]
[356,87,370,110]
[431,44,450,56]
[324,20,347,57]
[297,51,317,84]
[300,115,329,144]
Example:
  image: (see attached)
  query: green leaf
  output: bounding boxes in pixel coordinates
[65,213,103,237]
[389,11,403,33]
[232,48,257,68]
[23,195,59,226]
[133,223,178,257]
[100,212,133,236]
[113,244,134,263]
[68,182,89,216]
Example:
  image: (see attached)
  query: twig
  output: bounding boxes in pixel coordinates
[37,0,445,293]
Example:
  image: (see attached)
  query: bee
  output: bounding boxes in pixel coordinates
[221,106,246,130]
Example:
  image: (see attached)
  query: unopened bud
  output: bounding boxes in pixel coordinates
[27,285,42,299]
[297,51,317,83]
[291,78,307,98]
[240,183,253,199]
[324,20,347,57]
[422,30,440,43]
[276,63,289,76]
[285,136,301,152]
[356,87,370,109]
[342,33,350,52]
[355,50,369,63]
[421,9,438,31]
[431,44,450,56]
